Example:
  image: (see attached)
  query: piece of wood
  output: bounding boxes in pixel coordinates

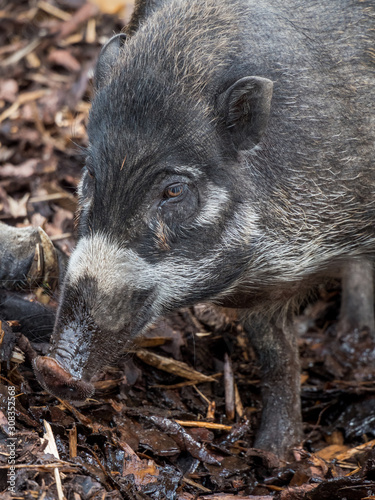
[152,372,222,389]
[335,438,375,461]
[37,1,72,21]
[182,477,211,493]
[224,353,235,420]
[135,336,172,348]
[135,349,217,383]
[234,383,244,418]
[175,420,232,431]
[0,88,47,121]
[43,420,65,500]
[68,425,77,459]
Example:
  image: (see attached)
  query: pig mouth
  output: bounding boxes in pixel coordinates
[33,356,95,401]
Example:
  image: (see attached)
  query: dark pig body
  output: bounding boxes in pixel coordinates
[34,0,375,457]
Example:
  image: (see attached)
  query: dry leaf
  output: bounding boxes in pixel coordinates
[89,0,134,15]
[0,79,19,102]
[0,159,38,179]
[7,193,29,218]
[122,442,160,487]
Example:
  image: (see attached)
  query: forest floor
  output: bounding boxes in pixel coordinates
[1,1,375,499]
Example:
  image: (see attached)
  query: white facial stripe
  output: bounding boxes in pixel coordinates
[67,233,214,289]
[76,176,84,199]
[66,229,225,310]
[67,234,152,293]
[195,184,229,226]
[173,165,202,178]
[222,203,260,246]
[77,173,93,213]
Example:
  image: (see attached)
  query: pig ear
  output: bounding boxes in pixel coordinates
[219,76,273,152]
[94,33,127,90]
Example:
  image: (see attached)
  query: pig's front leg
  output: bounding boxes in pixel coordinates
[338,257,374,337]
[0,222,64,291]
[243,312,302,458]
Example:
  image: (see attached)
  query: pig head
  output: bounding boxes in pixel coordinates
[34,28,274,400]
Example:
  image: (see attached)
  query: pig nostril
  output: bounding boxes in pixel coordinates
[33,356,95,401]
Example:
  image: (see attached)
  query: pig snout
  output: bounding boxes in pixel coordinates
[32,256,144,402]
[33,356,95,401]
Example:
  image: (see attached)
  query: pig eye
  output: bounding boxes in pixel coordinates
[164,183,184,199]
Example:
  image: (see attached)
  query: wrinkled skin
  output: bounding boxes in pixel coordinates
[34,0,375,457]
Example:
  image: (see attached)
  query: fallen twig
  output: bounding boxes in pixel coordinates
[150,416,223,465]
[224,353,235,420]
[43,420,65,500]
[182,477,211,493]
[135,348,217,382]
[175,420,232,431]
